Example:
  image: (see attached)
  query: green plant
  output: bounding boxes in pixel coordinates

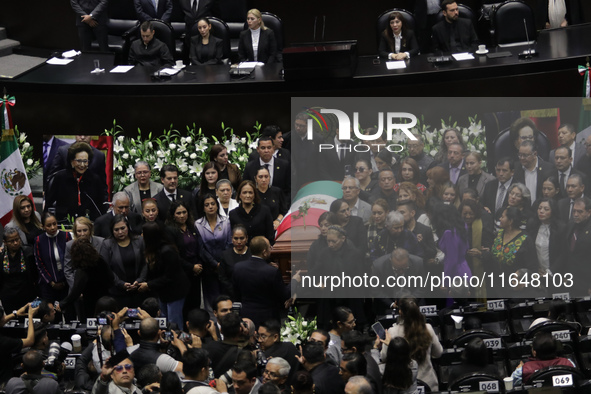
[281,308,317,345]
[14,126,42,180]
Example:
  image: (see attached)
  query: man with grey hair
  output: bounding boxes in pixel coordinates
[262,357,290,391]
[124,161,164,214]
[559,173,586,221]
[344,376,373,394]
[373,211,422,259]
[372,248,425,310]
[513,140,554,204]
[93,192,143,238]
[342,176,371,225]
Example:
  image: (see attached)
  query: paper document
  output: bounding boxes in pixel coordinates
[386,61,407,70]
[46,57,74,65]
[452,52,475,61]
[110,65,135,73]
[62,50,81,58]
[238,62,264,67]
[159,68,181,76]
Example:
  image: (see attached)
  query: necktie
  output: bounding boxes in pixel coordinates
[560,172,566,194]
[51,238,62,272]
[43,142,49,168]
[569,200,574,219]
[169,193,176,202]
[192,0,198,14]
[451,167,459,184]
[496,184,506,213]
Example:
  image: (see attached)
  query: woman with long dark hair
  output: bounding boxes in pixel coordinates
[354,157,377,197]
[138,221,189,328]
[190,17,223,65]
[527,198,565,275]
[378,11,419,60]
[5,195,43,247]
[193,162,220,217]
[210,144,242,192]
[381,297,443,391]
[100,214,146,307]
[307,212,333,273]
[395,157,426,194]
[59,239,114,319]
[328,306,356,367]
[382,337,418,394]
[0,227,37,312]
[195,193,232,311]
[433,128,466,165]
[166,200,202,314]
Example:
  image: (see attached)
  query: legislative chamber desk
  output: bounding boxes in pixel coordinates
[3,23,591,134]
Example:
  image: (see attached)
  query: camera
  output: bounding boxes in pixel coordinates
[163,331,174,341]
[97,311,115,326]
[45,341,71,373]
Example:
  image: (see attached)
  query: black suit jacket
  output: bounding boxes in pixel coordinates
[372,253,424,311]
[179,0,218,30]
[481,178,516,216]
[431,18,479,53]
[243,157,290,196]
[70,0,108,25]
[564,218,591,296]
[190,34,223,65]
[232,256,290,326]
[153,188,194,222]
[100,237,147,295]
[378,29,419,58]
[513,157,555,202]
[48,143,108,203]
[321,141,357,182]
[552,167,586,199]
[134,0,172,21]
[43,137,68,189]
[238,28,279,63]
[291,131,329,190]
[93,211,144,238]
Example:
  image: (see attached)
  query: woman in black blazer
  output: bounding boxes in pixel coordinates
[238,8,279,63]
[190,17,223,65]
[526,197,565,276]
[378,11,419,60]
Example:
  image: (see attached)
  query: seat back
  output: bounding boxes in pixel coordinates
[491,126,551,167]
[448,372,504,393]
[435,4,476,25]
[376,9,416,46]
[184,17,231,62]
[493,0,536,47]
[262,12,284,52]
[527,365,586,387]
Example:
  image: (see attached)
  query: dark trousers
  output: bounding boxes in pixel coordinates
[77,23,108,51]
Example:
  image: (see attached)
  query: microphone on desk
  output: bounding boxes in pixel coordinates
[519,18,538,58]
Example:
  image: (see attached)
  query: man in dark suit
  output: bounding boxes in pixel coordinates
[134,0,172,22]
[291,112,329,190]
[42,135,68,190]
[431,0,479,53]
[550,124,586,168]
[93,192,143,238]
[70,0,109,51]
[321,132,357,182]
[576,134,591,181]
[437,143,466,185]
[369,169,398,211]
[552,146,584,199]
[128,21,174,68]
[397,200,437,262]
[372,248,425,313]
[408,134,434,185]
[299,341,345,394]
[248,125,290,163]
[513,141,555,203]
[232,236,290,327]
[481,157,516,216]
[564,197,591,297]
[179,0,219,32]
[47,136,108,203]
[153,164,194,221]
[558,173,585,221]
[243,137,290,198]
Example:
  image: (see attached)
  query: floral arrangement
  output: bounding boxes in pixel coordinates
[105,121,261,192]
[399,115,487,168]
[281,308,317,345]
[15,126,42,181]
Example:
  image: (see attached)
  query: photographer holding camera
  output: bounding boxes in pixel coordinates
[5,350,63,394]
[92,351,141,394]
[0,302,39,384]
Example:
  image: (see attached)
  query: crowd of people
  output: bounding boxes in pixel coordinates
[2,111,591,392]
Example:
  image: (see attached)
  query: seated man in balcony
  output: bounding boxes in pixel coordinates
[129,21,174,68]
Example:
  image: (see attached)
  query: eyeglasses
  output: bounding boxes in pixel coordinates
[263,370,280,378]
[136,171,150,175]
[256,333,270,340]
[519,136,535,141]
[355,167,367,172]
[517,153,533,158]
[73,159,89,164]
[113,364,133,373]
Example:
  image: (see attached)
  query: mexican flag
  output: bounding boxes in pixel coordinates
[0,95,32,226]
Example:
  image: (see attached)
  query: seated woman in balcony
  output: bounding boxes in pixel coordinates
[238,9,279,63]
[190,17,223,65]
[379,11,419,60]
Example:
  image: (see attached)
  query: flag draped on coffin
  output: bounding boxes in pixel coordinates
[275,181,343,239]
[0,95,33,226]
